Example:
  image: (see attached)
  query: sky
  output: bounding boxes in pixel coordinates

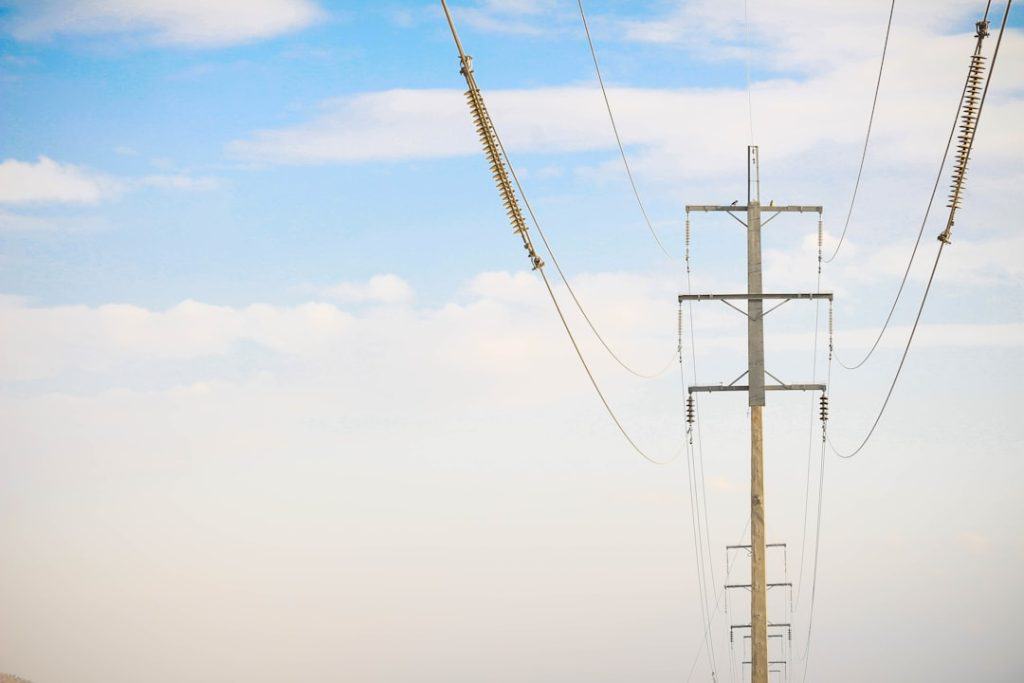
[0,1,1022,681]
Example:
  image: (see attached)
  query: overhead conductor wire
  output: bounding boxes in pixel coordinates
[685,519,752,683]
[743,0,755,144]
[679,303,720,681]
[682,211,723,681]
[577,2,722,665]
[827,0,1008,461]
[681,211,728,680]
[440,0,679,465]
[449,0,677,381]
[576,0,673,259]
[833,4,979,371]
[804,5,1007,671]
[822,0,896,264]
[794,215,825,609]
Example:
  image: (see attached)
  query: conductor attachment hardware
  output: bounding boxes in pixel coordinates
[443,2,544,270]
[939,18,990,244]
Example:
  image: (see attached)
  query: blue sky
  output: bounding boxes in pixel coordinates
[9,1,1016,309]
[1,2,1022,682]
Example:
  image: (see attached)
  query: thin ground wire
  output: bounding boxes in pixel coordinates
[686,519,752,683]
[686,268,721,671]
[532,216,677,379]
[828,0,1009,459]
[823,0,896,264]
[743,0,755,144]
[679,304,720,678]
[493,5,679,379]
[799,434,828,681]
[800,316,833,679]
[833,28,974,371]
[683,228,722,675]
[794,274,822,609]
[490,117,681,465]
[829,244,944,457]
[536,254,680,465]
[576,0,673,259]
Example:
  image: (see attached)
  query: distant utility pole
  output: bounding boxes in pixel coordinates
[682,146,829,683]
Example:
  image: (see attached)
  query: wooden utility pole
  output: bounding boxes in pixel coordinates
[746,147,768,683]
[682,147,828,682]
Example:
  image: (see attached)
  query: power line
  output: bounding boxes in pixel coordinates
[501,132,682,465]
[679,316,720,678]
[576,0,673,259]
[795,216,825,609]
[686,519,752,683]
[799,433,828,681]
[832,15,974,371]
[828,0,1010,459]
[458,0,677,380]
[686,255,722,681]
[680,234,723,679]
[743,0,755,145]
[441,0,681,465]
[530,200,678,378]
[823,0,896,264]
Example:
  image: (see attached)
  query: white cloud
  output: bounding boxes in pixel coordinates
[0,209,110,233]
[0,297,354,382]
[1,268,1018,385]
[0,157,222,231]
[6,0,324,47]
[135,174,221,191]
[0,268,1021,683]
[618,0,980,71]
[320,274,415,305]
[228,22,1023,181]
[0,156,119,204]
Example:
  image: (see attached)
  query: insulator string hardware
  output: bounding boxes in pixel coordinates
[685,212,692,274]
[817,216,824,275]
[463,85,544,270]
[939,18,990,245]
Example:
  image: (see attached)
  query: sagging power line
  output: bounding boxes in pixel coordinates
[439,2,1012,681]
[828,1,1010,460]
[440,0,679,465]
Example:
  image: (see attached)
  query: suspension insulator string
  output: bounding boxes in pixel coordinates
[462,75,544,270]
[441,0,682,465]
[685,211,692,275]
[939,17,990,245]
[817,215,824,275]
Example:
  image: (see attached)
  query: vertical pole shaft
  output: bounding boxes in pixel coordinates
[746,146,768,683]
[750,407,767,683]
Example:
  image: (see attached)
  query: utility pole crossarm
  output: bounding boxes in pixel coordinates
[689,383,826,394]
[685,204,822,214]
[679,292,832,302]
[686,204,751,212]
[762,205,823,213]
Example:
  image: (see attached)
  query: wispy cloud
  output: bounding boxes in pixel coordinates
[227,20,1023,177]
[0,156,119,204]
[4,0,325,48]
[0,157,221,232]
[319,274,415,305]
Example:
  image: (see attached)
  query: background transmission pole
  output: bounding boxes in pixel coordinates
[683,146,828,683]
